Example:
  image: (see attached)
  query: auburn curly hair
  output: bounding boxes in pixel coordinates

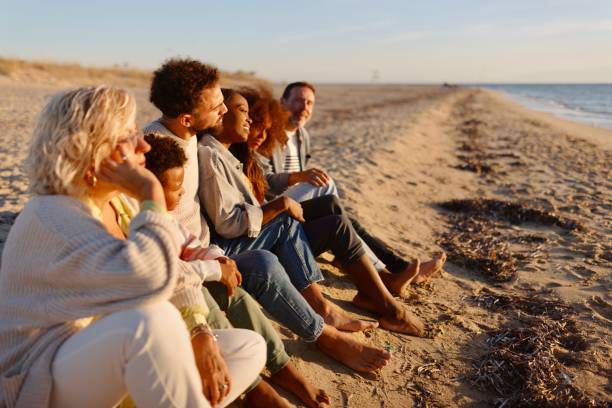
[240,86,290,157]
[150,58,219,118]
[143,134,187,184]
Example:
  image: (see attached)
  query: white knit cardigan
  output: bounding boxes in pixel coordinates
[0,195,204,407]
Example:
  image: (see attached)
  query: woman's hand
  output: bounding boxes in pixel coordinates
[261,196,305,224]
[97,144,165,206]
[192,332,232,406]
[284,196,305,222]
[216,257,242,296]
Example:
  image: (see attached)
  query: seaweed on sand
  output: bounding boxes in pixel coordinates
[470,317,601,407]
[453,118,497,175]
[439,198,583,231]
[469,288,574,321]
[440,216,517,282]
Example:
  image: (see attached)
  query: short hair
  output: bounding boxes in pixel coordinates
[281,81,316,100]
[26,85,135,197]
[144,134,187,183]
[150,58,219,118]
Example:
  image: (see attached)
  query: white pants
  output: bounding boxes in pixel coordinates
[283,179,387,272]
[51,302,265,408]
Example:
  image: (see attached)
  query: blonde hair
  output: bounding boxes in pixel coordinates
[26,85,136,197]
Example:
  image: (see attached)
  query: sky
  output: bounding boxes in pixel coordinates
[1,0,611,83]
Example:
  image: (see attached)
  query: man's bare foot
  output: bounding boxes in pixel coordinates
[316,325,391,372]
[246,380,293,408]
[352,293,425,337]
[413,253,447,284]
[270,363,330,407]
[320,303,379,332]
[381,259,420,296]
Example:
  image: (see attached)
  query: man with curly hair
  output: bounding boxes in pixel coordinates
[145,58,227,240]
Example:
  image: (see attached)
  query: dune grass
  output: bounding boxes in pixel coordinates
[0,56,265,88]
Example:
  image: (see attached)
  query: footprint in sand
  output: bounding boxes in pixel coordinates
[586,296,612,322]
[568,265,597,281]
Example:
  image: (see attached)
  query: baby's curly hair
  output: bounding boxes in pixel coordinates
[150,58,219,118]
[144,134,187,184]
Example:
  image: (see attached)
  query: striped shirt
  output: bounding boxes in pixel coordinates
[283,131,302,173]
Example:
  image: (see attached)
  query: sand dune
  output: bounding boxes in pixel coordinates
[0,78,609,407]
[0,56,266,88]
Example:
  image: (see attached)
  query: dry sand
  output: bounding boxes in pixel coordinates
[0,78,610,407]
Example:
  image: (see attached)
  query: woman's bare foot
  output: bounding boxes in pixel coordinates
[302,284,378,332]
[412,253,447,284]
[352,293,425,337]
[246,379,293,408]
[320,303,379,332]
[270,363,331,407]
[380,259,421,296]
[316,325,391,372]
[379,308,425,337]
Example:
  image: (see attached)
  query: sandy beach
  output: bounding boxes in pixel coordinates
[0,74,610,407]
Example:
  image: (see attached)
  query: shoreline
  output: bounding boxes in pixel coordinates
[0,82,609,407]
[479,88,612,150]
[475,84,612,133]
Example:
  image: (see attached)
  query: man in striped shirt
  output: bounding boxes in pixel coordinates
[278,82,332,187]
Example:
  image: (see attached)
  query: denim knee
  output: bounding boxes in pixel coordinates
[273,212,299,229]
[236,250,282,294]
[235,250,324,342]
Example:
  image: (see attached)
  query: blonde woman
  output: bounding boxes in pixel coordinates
[0,86,264,408]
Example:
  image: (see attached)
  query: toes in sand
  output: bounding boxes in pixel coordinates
[379,308,425,337]
[317,326,391,372]
[269,364,331,408]
[352,293,425,337]
[413,252,447,284]
[382,259,421,296]
[321,303,379,332]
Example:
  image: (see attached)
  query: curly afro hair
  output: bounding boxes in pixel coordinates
[150,58,219,118]
[144,134,187,184]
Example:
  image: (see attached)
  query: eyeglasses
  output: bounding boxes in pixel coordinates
[117,130,143,147]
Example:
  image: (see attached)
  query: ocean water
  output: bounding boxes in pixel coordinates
[478,84,612,130]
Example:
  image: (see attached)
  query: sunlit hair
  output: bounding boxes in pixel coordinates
[150,58,219,118]
[218,88,268,204]
[144,134,187,184]
[240,86,290,157]
[26,85,136,197]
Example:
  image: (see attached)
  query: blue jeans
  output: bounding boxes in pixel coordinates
[214,213,324,291]
[231,249,324,342]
